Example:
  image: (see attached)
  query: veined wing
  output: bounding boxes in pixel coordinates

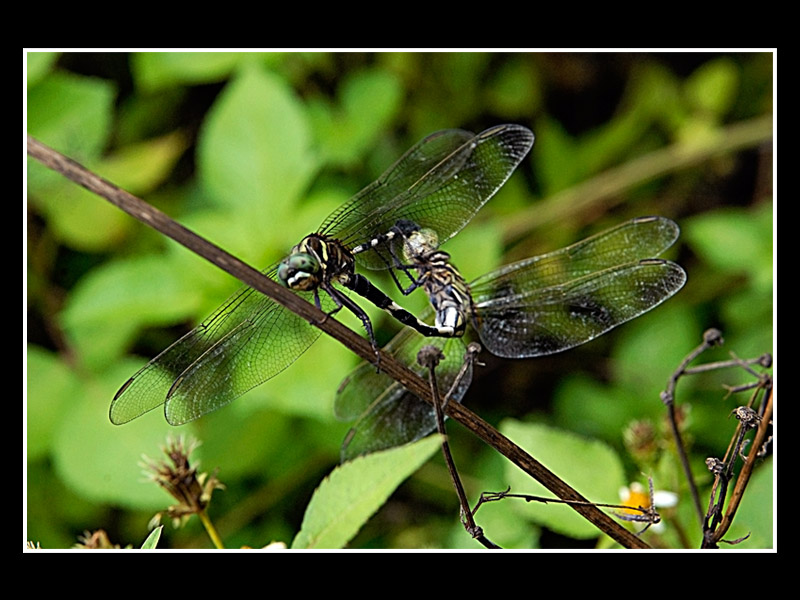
[318,124,534,270]
[110,267,336,425]
[470,217,686,358]
[471,217,685,358]
[473,258,686,358]
[471,216,681,297]
[335,322,471,462]
[333,217,687,457]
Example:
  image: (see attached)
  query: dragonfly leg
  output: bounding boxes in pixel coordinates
[344,273,458,338]
[322,282,381,359]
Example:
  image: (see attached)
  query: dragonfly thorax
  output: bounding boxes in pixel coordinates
[278,234,355,291]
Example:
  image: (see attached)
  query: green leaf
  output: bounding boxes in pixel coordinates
[612,302,699,394]
[291,436,441,549]
[26,70,125,251]
[553,303,697,440]
[132,51,285,91]
[684,204,773,291]
[684,57,740,119]
[534,116,580,195]
[141,525,163,549]
[26,51,59,88]
[32,132,190,252]
[33,183,132,252]
[197,65,318,228]
[61,255,203,369]
[51,359,179,510]
[309,68,403,166]
[500,420,626,539]
[485,57,542,117]
[553,374,642,441]
[98,131,190,195]
[26,345,81,460]
[27,72,115,192]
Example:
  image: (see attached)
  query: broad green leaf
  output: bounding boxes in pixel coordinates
[309,69,403,166]
[291,436,441,549]
[98,131,190,194]
[132,51,284,91]
[485,57,542,117]
[26,70,123,251]
[533,116,579,196]
[612,303,699,394]
[26,51,59,88]
[195,405,298,481]
[33,132,190,251]
[61,255,203,369]
[553,374,644,441]
[626,62,683,136]
[51,359,178,510]
[684,57,740,119]
[553,303,697,440]
[27,72,115,192]
[33,183,132,252]
[684,204,773,292]
[26,345,81,460]
[501,420,626,540]
[197,65,317,229]
[576,103,654,176]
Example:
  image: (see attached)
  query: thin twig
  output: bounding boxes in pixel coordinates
[418,343,498,548]
[702,381,773,548]
[659,326,772,548]
[27,134,651,549]
[474,488,660,526]
[660,328,724,522]
[713,384,772,541]
[198,509,225,550]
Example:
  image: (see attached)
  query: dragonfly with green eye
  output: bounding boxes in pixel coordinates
[109,124,534,426]
[335,216,687,461]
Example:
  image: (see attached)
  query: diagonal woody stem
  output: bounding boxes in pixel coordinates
[27,134,650,549]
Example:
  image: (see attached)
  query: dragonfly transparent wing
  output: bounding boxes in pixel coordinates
[475,259,686,357]
[335,326,471,462]
[110,268,337,425]
[471,217,687,358]
[333,217,687,457]
[319,124,534,269]
[110,126,531,425]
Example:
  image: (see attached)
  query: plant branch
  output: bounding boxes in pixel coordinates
[27,134,650,549]
[502,113,774,243]
[418,343,499,549]
[703,381,773,548]
[660,328,725,523]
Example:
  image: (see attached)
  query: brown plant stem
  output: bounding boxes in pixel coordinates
[27,134,650,549]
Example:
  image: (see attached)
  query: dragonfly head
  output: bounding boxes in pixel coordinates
[402,228,440,262]
[278,252,321,290]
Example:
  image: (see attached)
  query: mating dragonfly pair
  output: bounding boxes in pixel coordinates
[110,124,687,461]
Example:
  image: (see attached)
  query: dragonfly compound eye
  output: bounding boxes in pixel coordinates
[278,253,321,290]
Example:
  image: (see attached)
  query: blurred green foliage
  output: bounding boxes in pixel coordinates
[26,51,773,550]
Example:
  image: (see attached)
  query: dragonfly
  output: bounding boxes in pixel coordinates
[335,216,687,460]
[109,124,535,425]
